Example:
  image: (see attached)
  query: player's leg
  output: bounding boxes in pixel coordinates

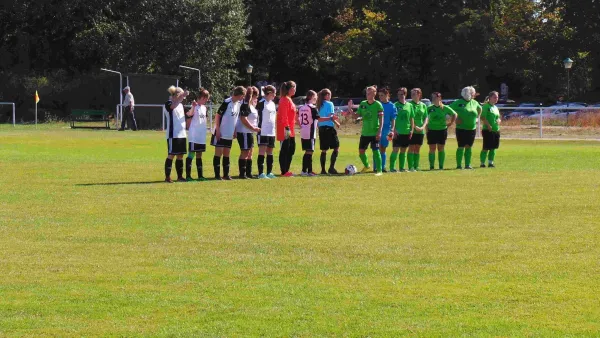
[480,130,490,167]
[399,147,408,172]
[464,130,475,169]
[413,144,422,171]
[488,131,499,167]
[266,144,276,178]
[186,145,195,181]
[320,150,328,175]
[437,144,446,169]
[245,145,254,178]
[257,142,267,178]
[213,145,223,180]
[428,143,436,171]
[165,147,175,183]
[456,129,465,169]
[196,150,206,181]
[379,143,388,173]
[175,154,185,181]
[372,138,382,175]
[358,136,370,173]
[287,137,296,175]
[239,149,249,178]
[222,145,232,179]
[328,130,340,175]
[390,145,399,172]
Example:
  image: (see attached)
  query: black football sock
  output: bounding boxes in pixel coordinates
[164,158,173,178]
[246,159,252,177]
[258,155,265,175]
[185,157,193,179]
[238,158,246,178]
[175,159,184,179]
[267,154,274,174]
[223,156,230,178]
[213,156,221,179]
[330,150,339,170]
[320,152,326,172]
[308,153,313,173]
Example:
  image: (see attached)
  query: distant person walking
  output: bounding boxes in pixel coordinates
[119,86,138,131]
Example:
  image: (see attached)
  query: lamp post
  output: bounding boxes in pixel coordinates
[563,58,574,103]
[179,65,202,88]
[101,68,123,126]
[246,64,253,86]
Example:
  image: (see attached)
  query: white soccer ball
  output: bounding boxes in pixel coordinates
[345,164,357,175]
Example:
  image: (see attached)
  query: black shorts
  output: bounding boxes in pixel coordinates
[427,129,448,145]
[456,128,477,147]
[237,132,255,150]
[318,127,339,150]
[257,134,276,148]
[167,138,187,155]
[393,134,411,148]
[409,133,424,146]
[188,142,206,152]
[210,134,233,148]
[359,136,379,150]
[482,130,500,149]
[301,138,316,151]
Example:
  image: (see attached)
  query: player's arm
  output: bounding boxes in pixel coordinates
[481,112,492,130]
[377,111,384,140]
[347,100,359,118]
[409,117,415,139]
[447,107,457,127]
[170,90,189,110]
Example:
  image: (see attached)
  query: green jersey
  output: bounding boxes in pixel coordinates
[427,105,456,131]
[394,101,414,135]
[411,101,428,135]
[481,103,500,132]
[356,100,384,136]
[450,99,481,130]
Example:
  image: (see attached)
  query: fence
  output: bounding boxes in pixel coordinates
[0,102,16,126]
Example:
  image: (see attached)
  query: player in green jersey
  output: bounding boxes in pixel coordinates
[426,92,456,170]
[450,86,482,169]
[408,88,428,172]
[480,91,501,168]
[348,86,384,176]
[390,87,414,172]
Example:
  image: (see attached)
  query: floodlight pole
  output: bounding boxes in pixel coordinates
[179,65,202,88]
[101,68,123,127]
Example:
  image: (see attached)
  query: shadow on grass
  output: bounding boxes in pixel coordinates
[76,180,169,186]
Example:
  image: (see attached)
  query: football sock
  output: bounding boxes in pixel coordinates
[185,157,193,178]
[428,152,435,169]
[213,156,221,178]
[308,154,313,173]
[223,156,230,177]
[489,149,496,163]
[302,154,309,172]
[413,152,420,169]
[456,148,465,167]
[238,158,246,177]
[381,152,387,171]
[330,150,338,170]
[245,159,252,177]
[373,149,382,172]
[187,152,195,159]
[465,148,472,167]
[359,153,369,168]
[320,152,327,172]
[439,151,446,169]
[480,150,488,164]
[175,159,183,179]
[258,155,265,175]
[164,158,173,178]
[399,152,407,170]
[389,152,398,171]
[267,154,274,174]
[196,157,203,178]
[407,153,413,169]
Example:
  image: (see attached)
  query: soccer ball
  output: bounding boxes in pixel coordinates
[345,164,357,175]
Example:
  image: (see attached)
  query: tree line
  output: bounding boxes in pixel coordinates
[0,0,598,120]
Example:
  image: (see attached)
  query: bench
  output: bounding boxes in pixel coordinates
[70,109,111,129]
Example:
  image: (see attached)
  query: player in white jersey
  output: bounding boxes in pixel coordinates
[211,86,246,180]
[184,88,210,181]
[236,86,261,179]
[163,86,189,183]
[298,90,320,176]
[255,85,278,179]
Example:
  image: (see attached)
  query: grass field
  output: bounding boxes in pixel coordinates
[1,124,600,336]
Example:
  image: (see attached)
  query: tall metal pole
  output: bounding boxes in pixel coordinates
[101,68,123,128]
[567,69,570,102]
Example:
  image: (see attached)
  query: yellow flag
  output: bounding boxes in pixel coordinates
[35,91,40,104]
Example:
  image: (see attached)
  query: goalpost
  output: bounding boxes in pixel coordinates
[0,102,16,126]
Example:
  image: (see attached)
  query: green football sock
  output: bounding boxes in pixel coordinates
[359,153,369,168]
[187,152,195,159]
[390,152,398,171]
[428,152,435,169]
[373,149,382,172]
[407,153,414,169]
[400,152,407,170]
[465,148,472,167]
[414,152,420,169]
[439,151,446,169]
[480,150,488,164]
[489,149,496,162]
[456,148,464,167]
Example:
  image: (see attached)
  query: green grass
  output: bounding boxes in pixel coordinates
[1,123,600,336]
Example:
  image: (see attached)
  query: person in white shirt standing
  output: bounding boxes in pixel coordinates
[184,88,210,181]
[211,86,246,180]
[236,86,261,179]
[119,86,137,131]
[163,86,189,183]
[255,85,277,179]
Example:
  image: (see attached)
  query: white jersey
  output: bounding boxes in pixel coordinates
[163,100,187,139]
[299,103,319,140]
[256,99,276,137]
[188,105,207,144]
[237,102,259,134]
[216,100,241,140]
[123,92,134,107]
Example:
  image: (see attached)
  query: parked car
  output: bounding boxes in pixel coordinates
[525,103,587,120]
[506,103,540,119]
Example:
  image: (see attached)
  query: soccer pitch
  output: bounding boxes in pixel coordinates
[1,124,599,336]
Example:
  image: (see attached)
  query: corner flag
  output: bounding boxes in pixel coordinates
[35,91,40,104]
